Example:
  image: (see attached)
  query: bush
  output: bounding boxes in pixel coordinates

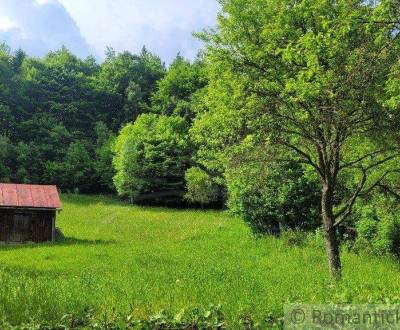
[226,160,321,235]
[113,114,192,205]
[306,228,326,250]
[353,200,400,256]
[184,167,221,207]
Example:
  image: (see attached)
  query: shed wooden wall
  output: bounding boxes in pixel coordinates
[0,209,55,243]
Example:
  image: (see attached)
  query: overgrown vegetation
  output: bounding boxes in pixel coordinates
[1,195,400,328]
[226,159,321,235]
[0,305,230,330]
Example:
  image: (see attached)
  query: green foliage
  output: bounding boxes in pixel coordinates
[0,305,228,329]
[306,228,326,250]
[189,67,249,178]
[184,167,221,206]
[197,0,400,198]
[95,47,165,127]
[152,55,207,119]
[226,142,321,234]
[45,142,94,193]
[0,135,13,182]
[93,122,116,192]
[113,114,192,204]
[354,198,400,256]
[0,44,164,193]
[0,105,14,137]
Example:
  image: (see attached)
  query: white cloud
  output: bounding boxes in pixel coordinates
[58,0,220,63]
[34,0,56,5]
[0,0,220,63]
[0,0,97,58]
[0,16,16,31]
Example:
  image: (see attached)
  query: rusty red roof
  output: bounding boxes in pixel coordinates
[0,183,62,209]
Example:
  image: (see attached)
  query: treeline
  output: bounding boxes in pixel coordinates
[0,44,165,193]
[0,42,216,205]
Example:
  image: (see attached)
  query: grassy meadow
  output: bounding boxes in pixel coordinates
[1,195,400,327]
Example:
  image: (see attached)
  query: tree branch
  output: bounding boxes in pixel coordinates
[279,140,323,177]
[333,168,367,227]
[340,149,397,170]
[378,184,400,201]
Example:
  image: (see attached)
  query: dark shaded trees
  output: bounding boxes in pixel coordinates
[0,44,164,192]
[94,47,166,128]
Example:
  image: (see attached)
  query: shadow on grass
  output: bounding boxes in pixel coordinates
[62,193,225,212]
[0,237,116,251]
[54,228,116,246]
[62,193,127,207]
[55,236,116,246]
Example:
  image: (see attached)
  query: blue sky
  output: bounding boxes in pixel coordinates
[0,0,220,63]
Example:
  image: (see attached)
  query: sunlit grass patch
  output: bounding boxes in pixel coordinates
[0,194,399,327]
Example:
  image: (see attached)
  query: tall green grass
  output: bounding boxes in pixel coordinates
[0,194,400,327]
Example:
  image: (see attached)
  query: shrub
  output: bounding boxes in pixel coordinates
[373,214,400,256]
[184,167,221,207]
[226,160,321,235]
[113,114,192,205]
[354,200,400,256]
[306,228,326,250]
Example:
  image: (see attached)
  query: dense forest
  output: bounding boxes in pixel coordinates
[0,44,166,193]
[1,0,400,276]
[0,43,209,200]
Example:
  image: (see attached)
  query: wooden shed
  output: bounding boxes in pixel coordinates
[0,183,62,243]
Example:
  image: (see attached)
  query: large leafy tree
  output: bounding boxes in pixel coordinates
[93,121,116,191]
[95,47,166,128]
[113,114,192,204]
[202,0,400,276]
[21,48,100,134]
[152,55,208,120]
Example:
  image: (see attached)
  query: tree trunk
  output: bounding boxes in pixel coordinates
[321,182,342,278]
